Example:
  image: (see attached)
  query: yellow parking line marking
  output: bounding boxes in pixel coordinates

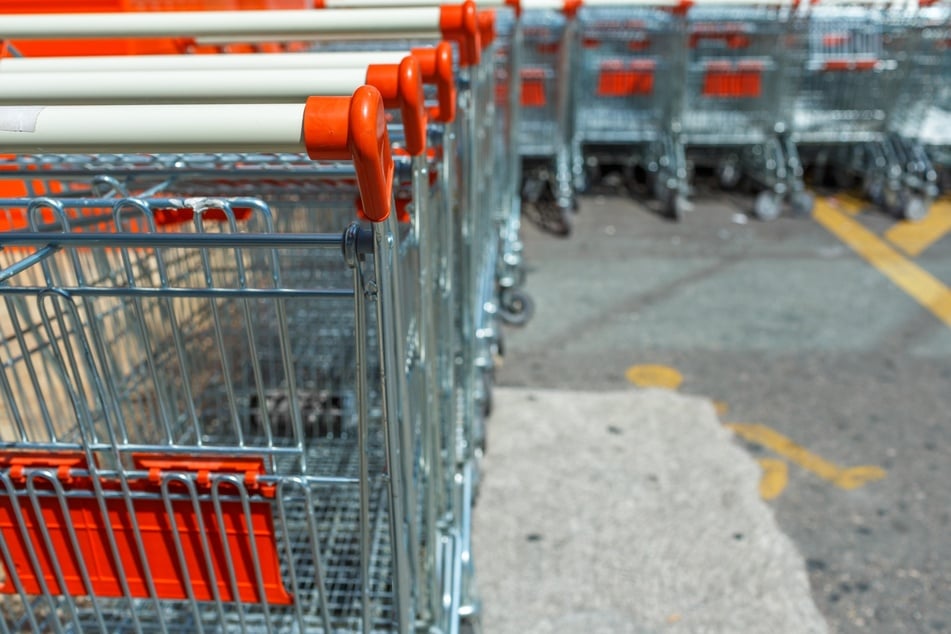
[813,199,951,330]
[885,200,951,257]
[727,423,886,490]
[757,458,789,500]
[625,364,683,389]
[713,400,729,417]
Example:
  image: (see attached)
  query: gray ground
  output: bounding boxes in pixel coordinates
[473,387,828,634]
[489,190,951,633]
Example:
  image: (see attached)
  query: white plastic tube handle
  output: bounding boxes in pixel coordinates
[0,7,442,40]
[0,68,369,104]
[0,103,309,153]
[0,51,410,74]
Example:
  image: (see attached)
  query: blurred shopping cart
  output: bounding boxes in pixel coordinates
[571,0,689,219]
[683,0,811,221]
[792,0,935,219]
[517,0,577,235]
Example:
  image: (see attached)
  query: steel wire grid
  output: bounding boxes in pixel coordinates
[792,5,905,143]
[0,166,419,632]
[573,6,683,146]
[682,4,789,146]
[517,9,567,158]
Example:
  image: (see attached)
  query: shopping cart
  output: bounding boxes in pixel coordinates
[895,1,949,194]
[571,0,689,219]
[792,0,933,219]
[682,0,811,221]
[517,0,577,236]
[0,89,463,633]
[0,5,490,627]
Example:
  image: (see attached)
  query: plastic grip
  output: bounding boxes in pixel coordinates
[563,0,582,17]
[439,1,480,67]
[303,87,394,222]
[365,57,427,156]
[411,42,457,123]
[478,10,495,49]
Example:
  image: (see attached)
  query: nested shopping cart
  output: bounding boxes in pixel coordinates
[682,0,812,221]
[792,0,934,219]
[891,0,948,195]
[0,6,490,631]
[516,0,578,235]
[571,0,689,219]
[0,88,455,633]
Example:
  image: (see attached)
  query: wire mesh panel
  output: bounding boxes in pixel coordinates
[793,5,902,143]
[682,4,789,146]
[574,5,683,146]
[518,9,568,158]
[0,144,419,633]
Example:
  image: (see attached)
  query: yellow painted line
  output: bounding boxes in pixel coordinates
[727,423,886,490]
[757,458,789,500]
[885,199,951,257]
[625,364,683,389]
[814,199,951,330]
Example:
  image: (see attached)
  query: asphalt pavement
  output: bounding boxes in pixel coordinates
[488,186,951,633]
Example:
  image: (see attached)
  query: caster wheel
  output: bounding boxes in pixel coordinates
[754,190,781,221]
[481,371,493,421]
[499,288,535,327]
[882,187,903,217]
[663,191,688,221]
[717,160,741,190]
[790,190,815,216]
[902,194,928,221]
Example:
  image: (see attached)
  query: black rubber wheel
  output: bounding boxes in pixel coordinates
[754,190,781,221]
[499,288,535,327]
[790,190,815,216]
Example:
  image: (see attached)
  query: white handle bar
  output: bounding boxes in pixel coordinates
[0,68,370,104]
[0,51,411,73]
[0,103,309,153]
[0,7,441,40]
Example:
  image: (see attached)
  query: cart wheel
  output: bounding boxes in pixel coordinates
[790,190,815,216]
[717,160,741,190]
[902,193,928,221]
[499,288,535,327]
[753,190,781,221]
[481,371,493,421]
[523,199,571,237]
[663,192,688,221]
[882,187,903,217]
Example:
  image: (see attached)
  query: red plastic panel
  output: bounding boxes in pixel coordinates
[596,60,655,97]
[701,61,762,98]
[0,453,292,605]
[520,68,548,107]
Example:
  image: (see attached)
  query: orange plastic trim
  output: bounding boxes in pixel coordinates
[563,0,582,18]
[0,452,291,605]
[439,1,481,67]
[596,60,655,97]
[822,59,877,72]
[520,68,548,107]
[411,42,457,123]
[365,58,427,157]
[505,0,521,17]
[689,29,751,49]
[303,87,394,222]
[478,11,496,49]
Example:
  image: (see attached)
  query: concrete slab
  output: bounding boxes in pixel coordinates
[472,387,828,634]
